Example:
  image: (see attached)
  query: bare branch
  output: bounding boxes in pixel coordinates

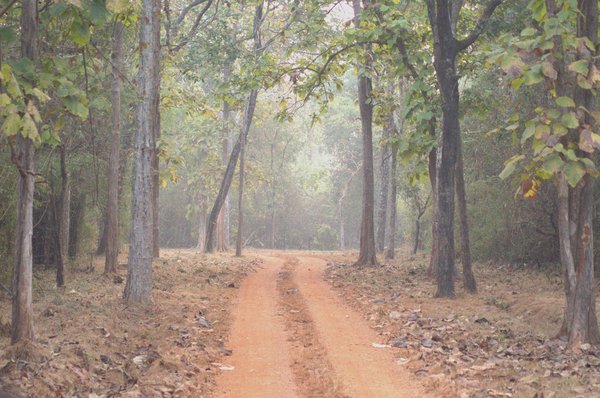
[456,0,503,51]
[0,0,18,19]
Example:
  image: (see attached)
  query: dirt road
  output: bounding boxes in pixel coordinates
[214,253,431,397]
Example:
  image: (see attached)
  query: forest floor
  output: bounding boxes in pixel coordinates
[1,249,599,398]
[0,249,258,397]
[324,251,600,398]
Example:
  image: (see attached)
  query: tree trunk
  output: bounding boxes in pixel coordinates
[205,91,258,252]
[197,212,206,251]
[69,192,85,259]
[96,217,107,255]
[216,70,232,252]
[11,0,37,344]
[338,165,361,251]
[427,145,439,275]
[270,141,276,249]
[59,145,70,267]
[124,0,160,304]
[151,2,162,259]
[376,121,391,253]
[555,0,600,347]
[385,148,398,259]
[235,130,246,257]
[205,2,263,253]
[431,28,459,297]
[105,21,123,274]
[456,137,476,292]
[353,0,378,267]
[52,194,64,288]
[55,145,69,287]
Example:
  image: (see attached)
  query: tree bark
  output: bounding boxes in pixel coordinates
[376,119,391,253]
[385,148,398,259]
[105,21,123,274]
[338,164,361,251]
[353,0,378,267]
[124,0,160,304]
[456,137,476,292]
[196,192,207,251]
[216,66,232,252]
[555,0,600,347]
[205,2,263,253]
[426,0,501,297]
[151,1,162,259]
[11,0,37,344]
[235,128,246,257]
[55,145,69,287]
[69,192,85,259]
[59,145,70,268]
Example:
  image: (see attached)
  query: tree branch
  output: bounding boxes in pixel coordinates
[0,0,18,19]
[456,0,503,51]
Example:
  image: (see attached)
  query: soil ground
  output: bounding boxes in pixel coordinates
[1,249,600,398]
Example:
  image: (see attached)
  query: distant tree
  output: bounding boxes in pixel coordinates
[105,21,124,274]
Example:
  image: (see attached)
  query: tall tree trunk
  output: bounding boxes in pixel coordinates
[216,68,232,252]
[124,0,160,304]
[11,0,37,344]
[96,217,107,255]
[105,21,123,274]
[385,148,398,259]
[197,193,207,251]
[54,145,69,287]
[456,138,476,292]
[69,191,85,259]
[385,79,405,260]
[235,130,246,257]
[205,2,263,253]
[429,2,459,297]
[151,3,162,259]
[427,145,438,275]
[427,0,501,297]
[338,165,361,251]
[555,0,600,347]
[52,194,64,288]
[59,145,70,267]
[353,0,378,267]
[376,120,391,253]
[270,142,276,248]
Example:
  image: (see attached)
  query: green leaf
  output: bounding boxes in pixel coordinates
[521,27,537,37]
[1,113,21,136]
[30,88,51,102]
[564,161,586,187]
[541,153,564,174]
[555,96,575,107]
[21,113,40,144]
[500,154,525,179]
[0,27,15,45]
[88,0,110,25]
[12,58,35,80]
[63,96,89,119]
[523,68,544,85]
[560,112,579,129]
[0,93,11,107]
[69,20,90,46]
[521,122,535,144]
[568,59,589,76]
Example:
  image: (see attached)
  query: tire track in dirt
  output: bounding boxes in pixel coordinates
[292,255,433,397]
[213,255,299,398]
[276,256,349,397]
